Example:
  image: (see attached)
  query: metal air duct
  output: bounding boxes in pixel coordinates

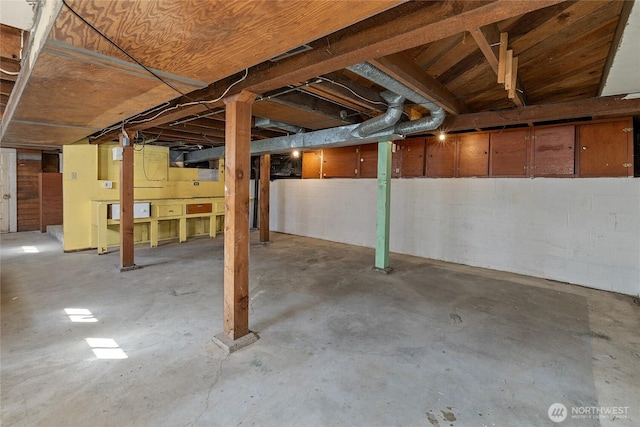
[347,62,446,135]
[351,91,404,137]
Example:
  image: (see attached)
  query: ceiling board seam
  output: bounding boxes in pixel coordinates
[12,118,100,131]
[43,40,207,91]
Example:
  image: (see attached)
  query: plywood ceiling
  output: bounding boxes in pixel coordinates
[1,0,639,151]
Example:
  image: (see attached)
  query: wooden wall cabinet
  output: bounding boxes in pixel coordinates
[426,137,456,177]
[358,144,378,178]
[458,133,489,177]
[398,138,426,177]
[302,150,322,178]
[300,118,633,180]
[532,125,575,176]
[578,118,633,177]
[322,146,358,178]
[391,139,425,178]
[490,129,529,177]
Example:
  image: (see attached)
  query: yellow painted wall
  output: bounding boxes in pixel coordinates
[63,144,224,251]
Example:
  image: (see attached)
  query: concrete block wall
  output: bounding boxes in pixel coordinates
[271,178,640,296]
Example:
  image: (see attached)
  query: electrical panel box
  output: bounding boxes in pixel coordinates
[112,147,123,161]
[109,202,151,220]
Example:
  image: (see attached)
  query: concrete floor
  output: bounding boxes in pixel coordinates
[1,231,638,427]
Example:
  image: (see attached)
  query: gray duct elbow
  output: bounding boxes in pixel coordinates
[394,107,445,135]
[351,91,404,137]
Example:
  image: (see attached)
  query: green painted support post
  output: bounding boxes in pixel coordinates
[374,140,392,273]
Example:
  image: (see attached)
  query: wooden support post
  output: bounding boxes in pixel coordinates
[119,132,135,271]
[374,140,392,273]
[223,91,256,341]
[259,153,270,243]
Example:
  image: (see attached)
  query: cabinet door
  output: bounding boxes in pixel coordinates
[426,137,456,177]
[399,138,426,177]
[579,119,633,177]
[533,125,575,176]
[490,129,529,177]
[458,133,489,177]
[302,150,322,179]
[322,146,359,178]
[358,144,378,178]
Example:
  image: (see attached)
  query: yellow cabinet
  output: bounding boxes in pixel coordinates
[157,204,182,218]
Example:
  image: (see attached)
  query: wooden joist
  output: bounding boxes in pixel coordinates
[441,95,640,132]
[369,53,468,114]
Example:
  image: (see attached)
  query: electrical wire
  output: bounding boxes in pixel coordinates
[19,30,24,60]
[0,68,20,76]
[128,68,249,125]
[317,76,387,106]
[133,132,164,182]
[89,65,248,141]
[61,0,187,98]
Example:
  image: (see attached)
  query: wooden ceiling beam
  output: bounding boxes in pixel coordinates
[471,24,501,73]
[157,124,225,139]
[0,58,20,82]
[441,94,640,132]
[246,0,566,94]
[141,129,213,142]
[0,24,24,61]
[270,92,358,124]
[412,33,465,70]
[300,72,385,114]
[369,52,469,114]
[471,25,527,107]
[1,80,15,97]
[122,0,563,133]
